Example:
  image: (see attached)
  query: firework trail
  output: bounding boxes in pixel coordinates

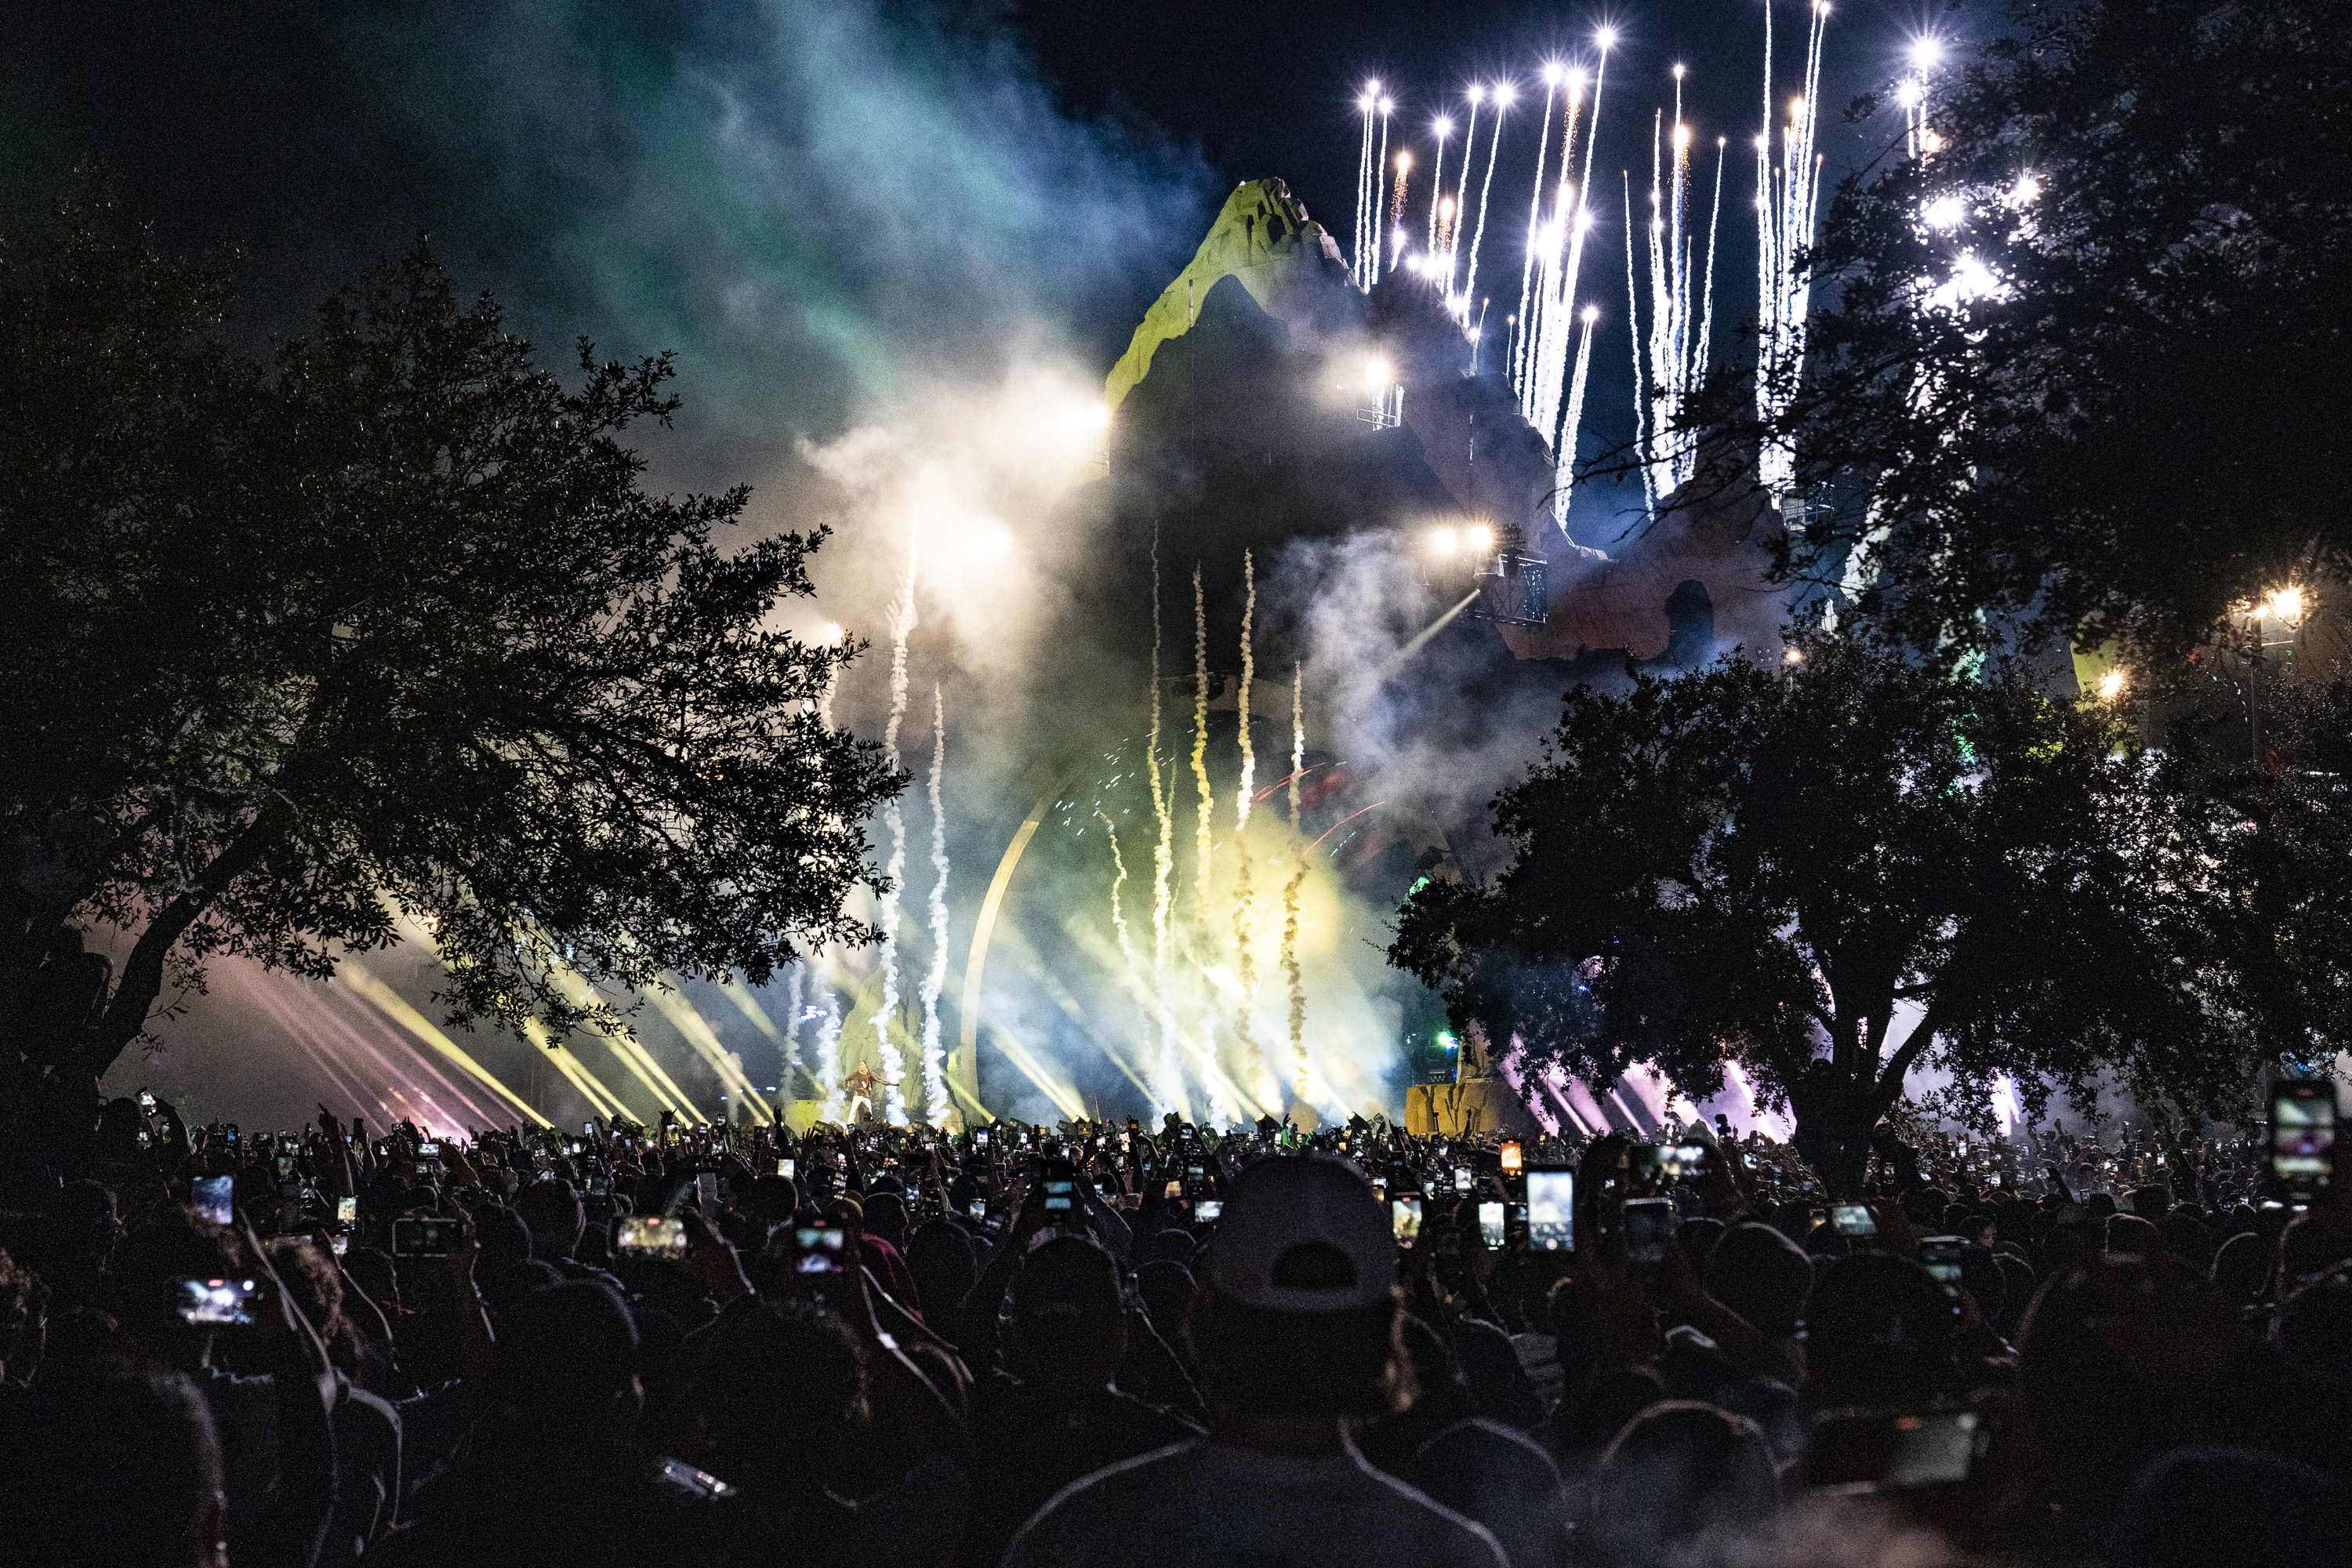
[1557,306,1599,527]
[1521,38,1613,491]
[816,985,845,1123]
[1146,533,1181,1110]
[1446,89,1483,304]
[1283,863,1308,1102]
[1190,564,1237,1124]
[785,960,804,1089]
[1230,554,1259,1065]
[1515,69,1562,390]
[1288,662,1304,828]
[919,684,950,1125]
[1099,809,1142,981]
[1461,86,1509,317]
[1373,100,1392,283]
[1757,0,1830,501]
[866,528,916,1127]
[1353,89,1377,287]
[1390,151,1413,269]
[1426,118,1451,250]
[1630,83,1726,515]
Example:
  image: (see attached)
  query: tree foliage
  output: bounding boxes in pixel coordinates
[1716,0,2352,658]
[1,191,896,1130]
[1391,634,2273,1192]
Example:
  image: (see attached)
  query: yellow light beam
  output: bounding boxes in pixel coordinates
[648,978,775,1125]
[983,1022,1088,1122]
[961,766,1080,1116]
[999,921,1159,1106]
[519,1017,638,1123]
[719,979,786,1044]
[340,960,554,1130]
[546,962,707,1124]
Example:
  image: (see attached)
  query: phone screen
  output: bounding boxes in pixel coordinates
[1831,1203,1878,1238]
[1500,1140,1523,1176]
[1390,1198,1423,1243]
[193,1175,235,1226]
[1526,1168,1574,1252]
[2272,1077,2336,1195]
[1478,1200,1505,1249]
[780,1158,795,1178]
[1454,1166,1472,1193]
[175,1277,258,1326]
[393,1218,459,1257]
[794,1225,846,1274]
[1624,1198,1676,1265]
[1043,1179,1076,1215]
[1809,1408,1984,1492]
[336,1196,358,1229]
[1195,1199,1224,1221]
[1919,1237,1965,1303]
[619,1215,688,1257]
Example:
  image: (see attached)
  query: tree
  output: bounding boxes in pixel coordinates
[1725,0,2352,660]
[1390,633,2266,1195]
[2,194,897,1148]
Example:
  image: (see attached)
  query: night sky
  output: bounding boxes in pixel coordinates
[1,0,1972,488]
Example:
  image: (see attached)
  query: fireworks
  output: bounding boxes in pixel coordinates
[919,684,951,1126]
[1627,78,1728,517]
[866,524,918,1127]
[1757,0,1831,502]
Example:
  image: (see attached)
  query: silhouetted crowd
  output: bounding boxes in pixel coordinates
[1,1097,2347,1568]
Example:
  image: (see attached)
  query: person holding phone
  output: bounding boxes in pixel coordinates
[1005,1154,1507,1568]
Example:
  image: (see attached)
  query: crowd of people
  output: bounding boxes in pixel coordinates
[0,1092,2347,1567]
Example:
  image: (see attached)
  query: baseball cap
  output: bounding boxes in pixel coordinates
[1200,1152,1396,1312]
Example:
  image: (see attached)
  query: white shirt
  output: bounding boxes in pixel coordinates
[1003,1436,1508,1568]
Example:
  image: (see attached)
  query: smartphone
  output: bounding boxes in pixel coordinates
[2272,1075,2337,1198]
[1624,1197,1676,1266]
[1478,1200,1506,1250]
[1670,1142,1711,1181]
[584,1121,596,1136]
[331,1234,349,1257]
[618,1215,688,1258]
[586,1175,609,1197]
[192,1175,235,1226]
[223,1123,240,1148]
[393,1217,462,1257]
[1195,1199,1224,1222]
[416,1141,440,1157]
[968,1200,987,1221]
[974,1128,989,1147]
[1526,1167,1575,1253]
[1919,1236,1965,1307]
[779,1158,795,1179]
[1454,1165,1473,1194]
[139,1090,157,1112]
[274,1153,295,1179]
[1390,1197,1423,1243]
[1831,1203,1878,1239]
[335,1196,358,1229]
[1808,1407,1985,1493]
[793,1225,847,1274]
[174,1277,259,1327]
[1500,1140,1523,1177]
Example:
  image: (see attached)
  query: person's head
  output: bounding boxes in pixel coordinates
[2278,1213,2352,1294]
[514,1179,585,1263]
[1801,1253,1961,1408]
[492,1280,642,1446]
[1,1370,225,1568]
[2108,1212,2162,1259]
[2278,1275,2352,1383]
[2127,1183,2173,1220]
[1009,1236,1128,1394]
[262,1236,355,1370]
[905,1220,977,1330]
[2110,1444,2351,1568]
[1958,1242,2006,1325]
[103,1209,244,1370]
[472,1204,533,1280]
[2158,1210,2212,1270]
[859,1190,908,1247]
[342,1246,399,1316]
[674,1296,862,1505]
[1587,1401,1781,1568]
[1704,1222,1815,1341]
[1994,1252,2038,1337]
[2019,1250,2246,1512]
[2210,1230,2269,1307]
[1189,1153,1406,1421]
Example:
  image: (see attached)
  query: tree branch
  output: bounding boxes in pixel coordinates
[82,809,285,1073]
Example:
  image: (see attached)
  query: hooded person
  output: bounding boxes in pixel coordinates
[1004,1152,1504,1568]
